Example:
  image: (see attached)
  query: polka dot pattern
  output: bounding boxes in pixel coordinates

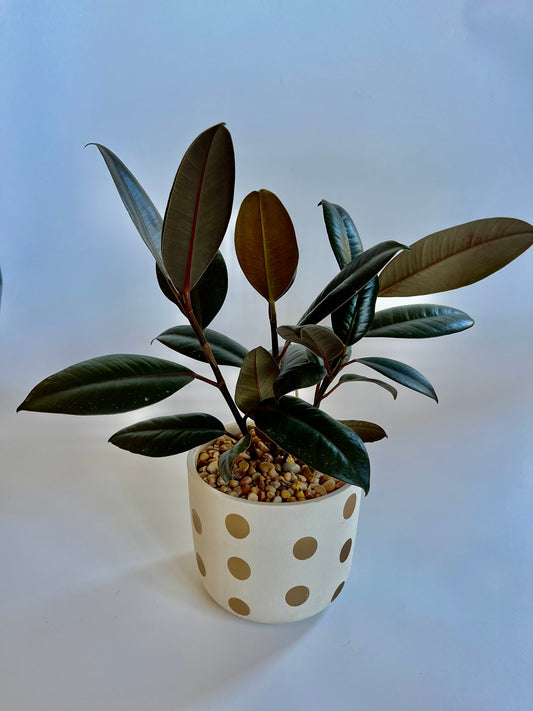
[192,509,202,534]
[227,557,251,580]
[331,581,345,602]
[188,449,362,622]
[225,514,250,539]
[196,553,206,577]
[285,586,310,607]
[228,597,250,616]
[339,538,352,563]
[343,494,357,520]
[293,537,318,560]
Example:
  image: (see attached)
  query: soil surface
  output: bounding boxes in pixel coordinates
[196,425,346,503]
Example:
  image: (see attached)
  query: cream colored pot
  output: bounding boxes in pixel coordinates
[187,435,362,624]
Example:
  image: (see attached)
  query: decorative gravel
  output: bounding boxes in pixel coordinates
[196,425,345,502]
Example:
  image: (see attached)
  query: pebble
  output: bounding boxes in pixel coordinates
[323,478,336,493]
[311,484,327,496]
[282,462,301,475]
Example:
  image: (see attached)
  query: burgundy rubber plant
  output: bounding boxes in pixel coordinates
[18,124,533,495]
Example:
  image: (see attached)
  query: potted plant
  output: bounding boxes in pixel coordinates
[18,124,532,623]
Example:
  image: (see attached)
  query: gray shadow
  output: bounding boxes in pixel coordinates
[1,558,321,711]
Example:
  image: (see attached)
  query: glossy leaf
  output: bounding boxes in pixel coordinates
[367,304,474,338]
[279,342,322,368]
[319,200,363,268]
[235,347,280,414]
[17,355,195,415]
[298,240,407,326]
[379,217,533,297]
[235,189,298,303]
[162,124,235,291]
[109,413,226,457]
[252,396,370,493]
[274,344,327,399]
[189,251,228,327]
[355,357,438,402]
[218,433,252,483]
[90,144,167,275]
[332,276,379,345]
[277,325,344,364]
[339,374,398,399]
[340,420,388,443]
[155,326,248,367]
[156,251,229,328]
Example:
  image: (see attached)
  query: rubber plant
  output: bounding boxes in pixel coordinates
[18,124,533,496]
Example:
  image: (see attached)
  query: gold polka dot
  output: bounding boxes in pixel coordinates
[331,581,345,602]
[339,538,352,563]
[225,513,250,539]
[196,553,206,577]
[228,597,250,616]
[285,586,310,607]
[343,493,357,520]
[227,557,251,580]
[192,509,202,534]
[293,537,318,560]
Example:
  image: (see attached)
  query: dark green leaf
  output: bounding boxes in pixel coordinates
[279,342,322,368]
[367,304,474,338]
[379,217,533,297]
[252,396,370,493]
[189,251,228,328]
[355,357,438,402]
[235,347,280,414]
[277,325,344,365]
[17,354,195,415]
[298,240,407,326]
[235,189,299,303]
[155,326,248,367]
[162,124,235,291]
[319,200,363,268]
[274,344,327,399]
[339,374,398,399]
[109,413,227,457]
[90,144,167,275]
[340,420,388,443]
[331,276,379,345]
[218,433,252,483]
[156,251,228,328]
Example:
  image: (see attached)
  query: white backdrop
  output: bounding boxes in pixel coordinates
[1,2,532,710]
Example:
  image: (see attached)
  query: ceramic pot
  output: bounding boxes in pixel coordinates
[187,430,363,624]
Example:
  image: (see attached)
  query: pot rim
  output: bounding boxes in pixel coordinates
[187,430,362,508]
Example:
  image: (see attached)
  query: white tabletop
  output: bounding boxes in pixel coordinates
[2,347,531,711]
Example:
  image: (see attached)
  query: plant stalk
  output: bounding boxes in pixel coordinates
[313,347,349,407]
[268,300,279,358]
[169,281,248,437]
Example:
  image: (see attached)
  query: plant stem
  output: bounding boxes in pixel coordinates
[278,340,290,362]
[313,347,349,407]
[169,282,248,437]
[193,373,219,387]
[268,300,279,358]
[321,381,342,400]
